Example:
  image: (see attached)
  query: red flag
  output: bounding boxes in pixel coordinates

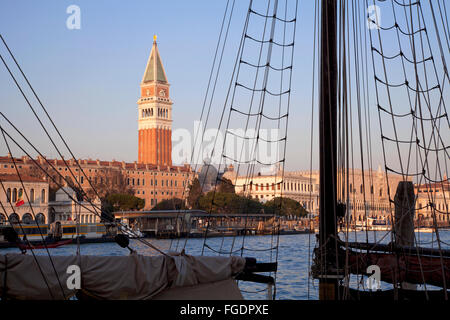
[15,189,25,207]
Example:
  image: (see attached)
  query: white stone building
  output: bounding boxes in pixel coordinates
[49,187,101,224]
[0,174,49,225]
[295,168,406,223]
[415,181,449,224]
[232,172,319,215]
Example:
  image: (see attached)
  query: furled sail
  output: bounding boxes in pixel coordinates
[0,253,245,300]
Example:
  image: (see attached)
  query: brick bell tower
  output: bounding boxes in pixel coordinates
[138,35,173,166]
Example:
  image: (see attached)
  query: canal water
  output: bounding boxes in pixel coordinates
[1,230,449,300]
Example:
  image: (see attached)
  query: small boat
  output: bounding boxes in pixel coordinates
[17,238,73,250]
[415,227,435,233]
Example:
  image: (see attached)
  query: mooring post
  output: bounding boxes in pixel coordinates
[394,181,415,246]
[394,180,417,290]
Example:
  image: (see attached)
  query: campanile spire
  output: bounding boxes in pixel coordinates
[138,37,172,166]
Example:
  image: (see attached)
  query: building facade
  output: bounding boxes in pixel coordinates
[296,168,406,223]
[138,35,173,166]
[0,174,49,225]
[415,181,449,225]
[228,167,415,222]
[0,155,192,211]
[230,170,319,215]
[49,187,101,223]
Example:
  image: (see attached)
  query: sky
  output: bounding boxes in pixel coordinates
[0,0,447,174]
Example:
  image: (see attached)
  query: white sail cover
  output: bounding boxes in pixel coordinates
[0,252,245,300]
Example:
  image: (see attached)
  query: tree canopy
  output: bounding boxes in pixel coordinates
[217,177,235,194]
[264,197,308,217]
[103,193,145,212]
[151,198,186,210]
[187,178,202,208]
[197,191,264,214]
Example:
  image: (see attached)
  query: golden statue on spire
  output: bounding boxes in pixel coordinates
[153,34,157,42]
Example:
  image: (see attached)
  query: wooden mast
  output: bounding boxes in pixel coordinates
[318,0,339,300]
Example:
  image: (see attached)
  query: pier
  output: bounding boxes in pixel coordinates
[114,210,312,239]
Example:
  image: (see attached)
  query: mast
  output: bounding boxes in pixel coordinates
[318,0,339,299]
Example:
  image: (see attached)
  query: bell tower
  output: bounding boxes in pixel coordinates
[138,35,173,166]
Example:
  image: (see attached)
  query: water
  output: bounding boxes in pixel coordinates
[1,230,449,300]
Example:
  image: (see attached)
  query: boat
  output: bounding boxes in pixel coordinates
[17,239,73,250]
[0,221,119,248]
[415,227,435,233]
[0,0,449,302]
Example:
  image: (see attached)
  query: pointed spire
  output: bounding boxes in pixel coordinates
[142,35,168,84]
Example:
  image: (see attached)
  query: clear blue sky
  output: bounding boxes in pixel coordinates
[0,1,447,174]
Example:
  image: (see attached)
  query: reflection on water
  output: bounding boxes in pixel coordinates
[1,230,449,300]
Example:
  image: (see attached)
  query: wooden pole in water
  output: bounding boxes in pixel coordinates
[394,181,415,247]
[394,181,417,290]
[318,0,339,300]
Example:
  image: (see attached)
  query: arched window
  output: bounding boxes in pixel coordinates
[6,188,11,202]
[36,213,45,224]
[41,189,46,203]
[22,213,33,224]
[12,188,17,202]
[30,189,35,203]
[0,213,6,224]
[360,184,363,194]
[9,213,19,224]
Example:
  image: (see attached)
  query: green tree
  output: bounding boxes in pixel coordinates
[198,191,264,214]
[264,197,308,217]
[187,178,202,209]
[217,177,235,194]
[151,198,186,210]
[103,193,145,213]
